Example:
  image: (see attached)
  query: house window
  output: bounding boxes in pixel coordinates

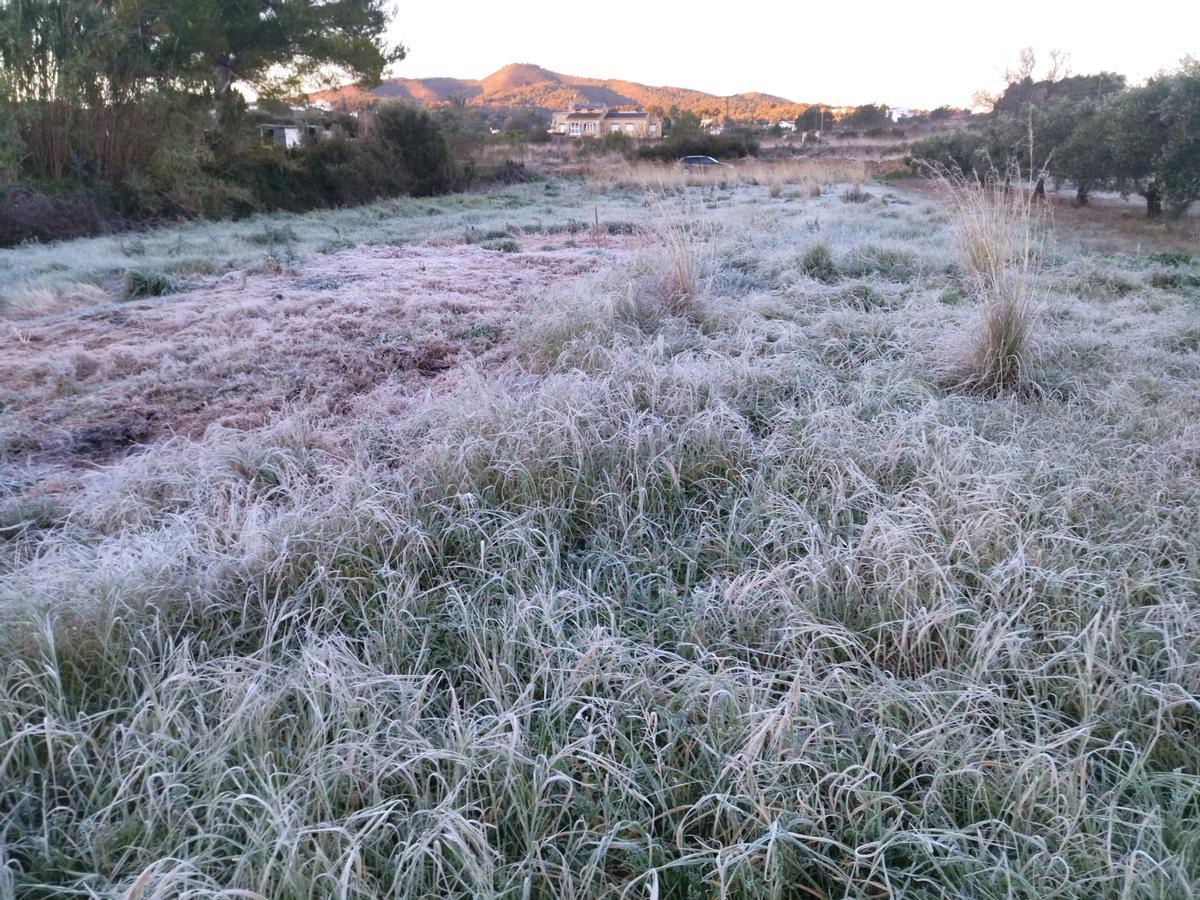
[559,124,567,133]
[625,124,634,133]
[569,123,581,136]
[610,123,620,133]
[584,122,596,134]
[648,124,656,135]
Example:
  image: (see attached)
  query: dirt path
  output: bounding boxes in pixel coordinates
[1,235,632,500]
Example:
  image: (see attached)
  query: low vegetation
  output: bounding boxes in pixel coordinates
[2,168,1200,897]
[583,156,877,192]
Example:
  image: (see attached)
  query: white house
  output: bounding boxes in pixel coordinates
[260,124,302,148]
[551,103,663,139]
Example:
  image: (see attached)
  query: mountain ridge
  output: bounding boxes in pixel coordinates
[313,62,815,121]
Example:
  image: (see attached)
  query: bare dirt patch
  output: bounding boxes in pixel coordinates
[0,238,630,498]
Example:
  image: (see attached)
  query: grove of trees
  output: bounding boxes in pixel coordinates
[913,58,1200,217]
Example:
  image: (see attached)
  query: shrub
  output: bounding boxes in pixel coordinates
[909,130,995,180]
[0,185,108,246]
[469,159,534,188]
[365,102,457,197]
[637,132,758,162]
[602,131,634,154]
[295,137,370,206]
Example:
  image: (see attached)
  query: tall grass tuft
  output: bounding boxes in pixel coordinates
[649,211,714,317]
[934,162,1047,393]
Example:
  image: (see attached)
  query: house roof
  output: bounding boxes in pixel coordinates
[565,112,605,120]
[605,110,651,119]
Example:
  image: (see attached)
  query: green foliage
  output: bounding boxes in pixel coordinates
[1104,62,1200,216]
[800,242,838,282]
[432,97,490,162]
[1037,99,1115,203]
[795,106,824,131]
[637,132,758,162]
[993,71,1126,116]
[666,109,702,139]
[0,105,23,182]
[121,268,178,299]
[602,130,633,154]
[1157,60,1200,216]
[499,108,551,145]
[482,237,519,253]
[364,102,457,197]
[117,0,401,120]
[909,130,993,179]
[843,103,890,129]
[1107,77,1172,215]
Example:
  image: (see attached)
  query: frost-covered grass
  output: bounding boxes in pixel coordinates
[0,180,648,316]
[2,176,1200,898]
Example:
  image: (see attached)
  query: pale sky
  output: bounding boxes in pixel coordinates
[382,1,1198,109]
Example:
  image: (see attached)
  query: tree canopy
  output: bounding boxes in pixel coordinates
[0,0,402,116]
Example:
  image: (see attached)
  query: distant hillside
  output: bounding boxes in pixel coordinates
[313,63,813,122]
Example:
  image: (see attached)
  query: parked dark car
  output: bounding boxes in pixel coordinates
[677,155,729,170]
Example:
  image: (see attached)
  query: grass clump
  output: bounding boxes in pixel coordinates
[836,281,889,310]
[800,241,839,282]
[121,268,179,299]
[650,214,713,317]
[1148,251,1192,267]
[482,238,520,253]
[842,243,920,282]
[245,223,300,247]
[1070,266,1138,298]
[318,237,355,254]
[840,184,871,203]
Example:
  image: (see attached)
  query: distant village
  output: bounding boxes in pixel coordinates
[254,95,969,152]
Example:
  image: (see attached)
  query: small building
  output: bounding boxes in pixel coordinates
[260,124,302,148]
[303,121,350,142]
[260,119,352,148]
[551,103,662,140]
